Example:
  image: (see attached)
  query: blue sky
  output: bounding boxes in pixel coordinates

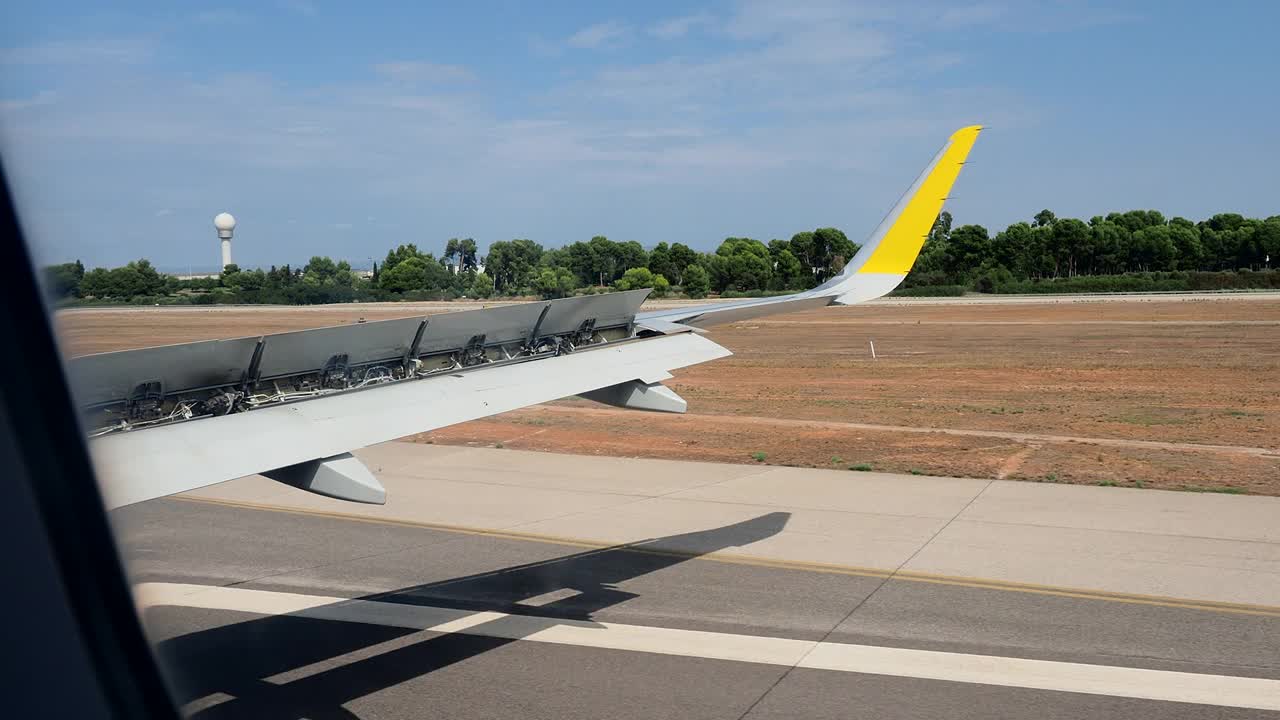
[1,1,1277,271]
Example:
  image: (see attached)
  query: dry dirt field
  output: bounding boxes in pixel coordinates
[57,296,1280,494]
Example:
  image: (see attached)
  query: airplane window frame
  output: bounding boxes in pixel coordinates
[0,162,179,718]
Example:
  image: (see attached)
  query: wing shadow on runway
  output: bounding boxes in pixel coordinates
[156,511,791,719]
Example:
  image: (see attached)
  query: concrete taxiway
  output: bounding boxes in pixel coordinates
[117,443,1280,718]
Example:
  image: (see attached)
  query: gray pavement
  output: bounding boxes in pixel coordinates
[116,461,1280,718]
[184,443,1280,606]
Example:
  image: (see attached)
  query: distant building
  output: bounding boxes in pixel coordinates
[445,261,485,275]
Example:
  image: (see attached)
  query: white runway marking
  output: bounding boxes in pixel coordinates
[139,583,1280,711]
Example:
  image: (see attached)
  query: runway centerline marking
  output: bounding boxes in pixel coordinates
[171,494,1280,618]
[138,582,1280,711]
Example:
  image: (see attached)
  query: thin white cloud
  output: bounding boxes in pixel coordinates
[374,61,475,84]
[526,34,563,58]
[726,0,895,39]
[567,21,628,49]
[194,9,251,25]
[0,3,1035,268]
[649,12,714,39]
[283,123,331,135]
[0,38,151,65]
[937,3,1005,27]
[154,208,173,217]
[0,90,56,112]
[279,0,317,17]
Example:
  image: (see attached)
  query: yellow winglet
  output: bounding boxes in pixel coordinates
[856,125,983,275]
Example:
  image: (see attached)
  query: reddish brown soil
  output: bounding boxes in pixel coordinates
[57,298,1280,494]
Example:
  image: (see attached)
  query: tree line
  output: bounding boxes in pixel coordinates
[43,228,859,304]
[42,209,1280,305]
[909,209,1279,293]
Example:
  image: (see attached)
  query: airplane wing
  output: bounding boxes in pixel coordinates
[76,125,981,509]
[636,125,983,329]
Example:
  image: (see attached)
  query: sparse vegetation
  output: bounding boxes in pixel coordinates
[849,463,874,472]
[751,451,767,462]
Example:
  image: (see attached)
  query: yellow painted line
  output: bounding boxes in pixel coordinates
[172,494,1280,618]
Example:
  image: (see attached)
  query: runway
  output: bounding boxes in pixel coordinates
[117,443,1280,718]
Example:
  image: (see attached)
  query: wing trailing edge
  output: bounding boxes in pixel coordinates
[93,331,730,508]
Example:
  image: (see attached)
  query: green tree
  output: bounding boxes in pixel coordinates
[587,236,619,286]
[1167,219,1204,270]
[380,245,450,292]
[382,243,427,271]
[911,214,954,281]
[1027,224,1056,278]
[929,211,953,245]
[100,259,166,298]
[444,238,479,271]
[992,222,1031,275]
[79,268,111,298]
[650,273,671,297]
[535,266,578,299]
[944,225,992,279]
[558,236,649,287]
[486,239,544,294]
[237,269,267,292]
[1109,210,1165,234]
[786,227,857,283]
[618,241,648,276]
[814,227,858,279]
[615,266,656,291]
[788,230,817,278]
[1130,225,1177,271]
[421,254,453,291]
[771,248,805,290]
[1087,221,1128,275]
[1256,218,1280,267]
[1051,218,1089,276]
[43,260,85,298]
[667,243,698,284]
[380,256,429,293]
[648,242,673,280]
[711,238,772,291]
[301,256,354,286]
[682,264,710,298]
[469,271,495,298]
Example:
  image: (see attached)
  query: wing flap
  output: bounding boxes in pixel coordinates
[93,333,730,508]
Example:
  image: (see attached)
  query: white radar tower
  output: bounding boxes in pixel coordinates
[213,212,237,270]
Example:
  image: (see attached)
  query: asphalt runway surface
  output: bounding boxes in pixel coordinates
[117,463,1280,718]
